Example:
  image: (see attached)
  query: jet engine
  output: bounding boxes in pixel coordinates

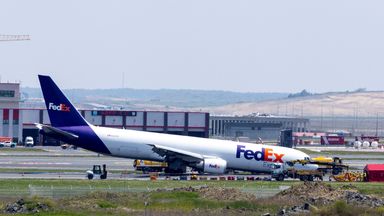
[196,158,227,174]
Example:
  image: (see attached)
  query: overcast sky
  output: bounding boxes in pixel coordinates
[1,1,383,93]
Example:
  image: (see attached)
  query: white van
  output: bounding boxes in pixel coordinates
[25,136,34,147]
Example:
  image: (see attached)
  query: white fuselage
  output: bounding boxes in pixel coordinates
[91,125,309,172]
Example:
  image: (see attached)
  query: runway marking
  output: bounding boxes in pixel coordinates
[19,162,71,165]
[114,162,133,165]
[0,162,12,164]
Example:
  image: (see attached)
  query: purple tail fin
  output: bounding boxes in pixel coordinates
[38,75,88,127]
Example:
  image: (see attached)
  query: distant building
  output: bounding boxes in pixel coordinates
[23,109,209,145]
[210,114,309,141]
[0,82,22,142]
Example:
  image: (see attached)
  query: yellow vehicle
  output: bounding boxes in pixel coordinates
[311,156,345,175]
[312,156,334,163]
[133,160,168,173]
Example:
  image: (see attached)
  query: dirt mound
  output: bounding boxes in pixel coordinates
[276,182,384,207]
[278,182,334,200]
[198,187,256,201]
[156,186,257,201]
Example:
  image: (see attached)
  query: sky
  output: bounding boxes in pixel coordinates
[1,1,384,93]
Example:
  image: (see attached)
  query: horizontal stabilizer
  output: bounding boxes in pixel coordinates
[35,123,79,140]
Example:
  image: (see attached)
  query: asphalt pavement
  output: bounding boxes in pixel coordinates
[0,145,383,179]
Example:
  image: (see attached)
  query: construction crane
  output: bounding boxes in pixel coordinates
[0,35,30,42]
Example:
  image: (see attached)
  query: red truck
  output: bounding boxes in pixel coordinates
[321,136,345,145]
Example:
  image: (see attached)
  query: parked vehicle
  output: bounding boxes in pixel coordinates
[271,157,348,181]
[271,161,323,181]
[0,141,16,148]
[0,137,12,143]
[133,160,168,173]
[312,156,345,175]
[86,164,107,180]
[321,136,345,145]
[61,144,77,150]
[24,136,34,147]
[364,164,384,182]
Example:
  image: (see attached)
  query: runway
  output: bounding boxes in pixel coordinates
[0,155,134,171]
[0,146,382,179]
[0,147,134,170]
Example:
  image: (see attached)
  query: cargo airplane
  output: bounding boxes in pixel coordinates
[36,75,309,174]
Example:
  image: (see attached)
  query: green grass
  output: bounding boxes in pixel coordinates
[0,188,279,215]
[319,182,384,197]
[0,180,380,199]
[0,179,382,194]
[313,200,384,216]
[0,179,298,190]
[96,200,118,208]
[0,180,383,215]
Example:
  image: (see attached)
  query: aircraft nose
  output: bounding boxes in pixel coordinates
[295,149,310,160]
[301,151,310,160]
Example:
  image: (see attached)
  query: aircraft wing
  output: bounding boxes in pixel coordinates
[35,123,79,140]
[148,144,204,163]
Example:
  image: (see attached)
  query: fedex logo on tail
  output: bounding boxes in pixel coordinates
[48,103,70,112]
[236,145,284,163]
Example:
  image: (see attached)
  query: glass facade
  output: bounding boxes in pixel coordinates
[0,90,15,98]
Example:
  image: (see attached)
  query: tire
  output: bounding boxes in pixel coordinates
[87,174,94,180]
[332,169,341,175]
[277,174,285,181]
[101,173,107,180]
[308,175,314,181]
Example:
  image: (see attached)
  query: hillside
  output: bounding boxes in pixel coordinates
[22,87,384,117]
[198,91,384,117]
[21,87,287,108]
